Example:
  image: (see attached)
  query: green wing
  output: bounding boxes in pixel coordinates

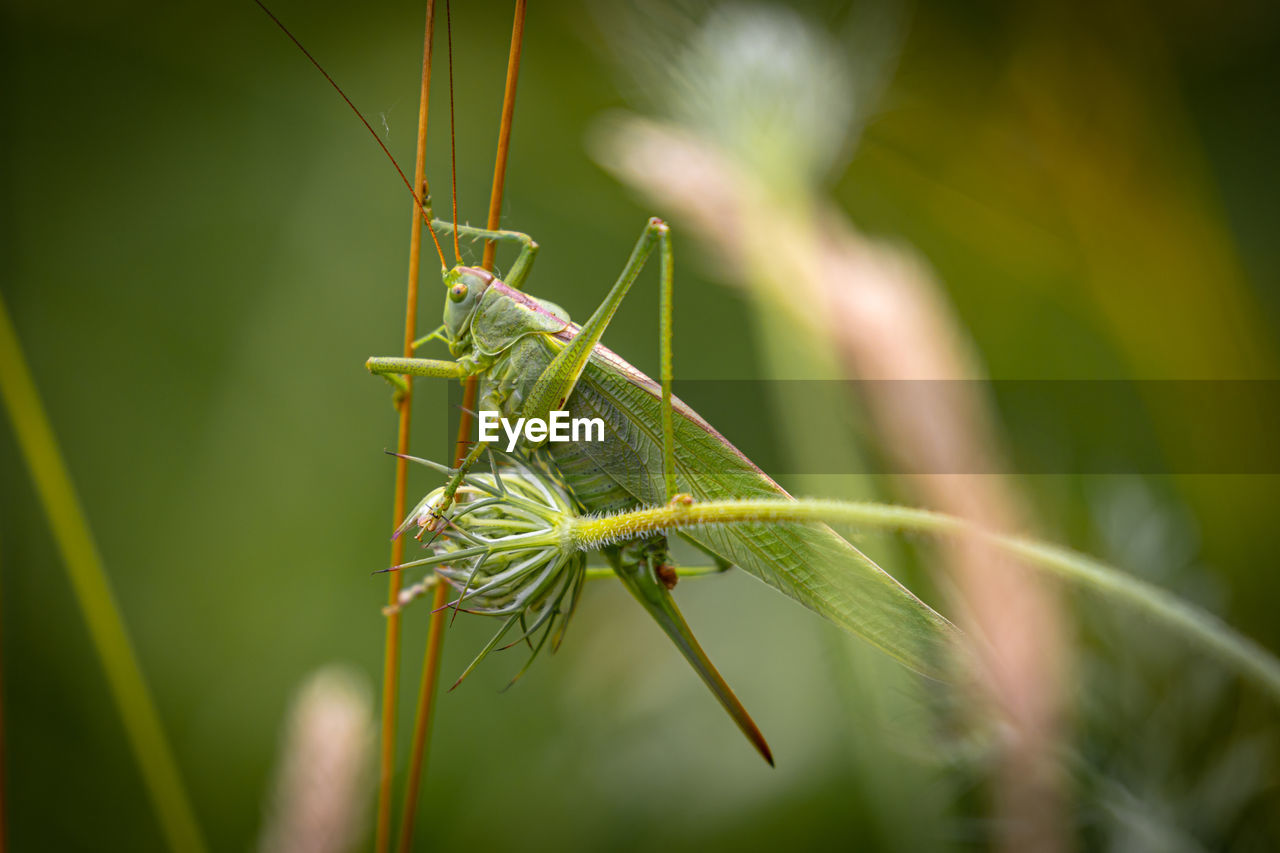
[547,333,960,680]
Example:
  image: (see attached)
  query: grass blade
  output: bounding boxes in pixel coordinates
[0,293,205,852]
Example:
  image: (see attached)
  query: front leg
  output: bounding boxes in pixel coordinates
[415,439,490,537]
[394,381,508,538]
[366,355,486,526]
[365,355,475,401]
[366,356,474,381]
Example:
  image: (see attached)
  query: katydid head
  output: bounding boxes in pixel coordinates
[442,265,493,341]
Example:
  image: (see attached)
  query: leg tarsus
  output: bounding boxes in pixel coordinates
[429,440,490,528]
[410,325,448,352]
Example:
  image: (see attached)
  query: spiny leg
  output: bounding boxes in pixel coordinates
[366,356,471,399]
[421,439,490,539]
[656,222,676,500]
[430,219,539,291]
[518,217,671,426]
[392,218,667,458]
[582,565,728,581]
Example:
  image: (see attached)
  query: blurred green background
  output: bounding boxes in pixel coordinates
[3,0,1279,849]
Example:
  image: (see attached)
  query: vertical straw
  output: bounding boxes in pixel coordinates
[396,3,526,851]
[375,3,438,852]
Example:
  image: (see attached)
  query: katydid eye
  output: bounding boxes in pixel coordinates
[449,282,469,302]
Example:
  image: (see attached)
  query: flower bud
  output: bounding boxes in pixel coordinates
[413,464,586,656]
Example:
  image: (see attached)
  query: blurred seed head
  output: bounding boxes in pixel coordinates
[594,0,902,195]
[592,4,1070,845]
[672,5,855,189]
[258,667,373,853]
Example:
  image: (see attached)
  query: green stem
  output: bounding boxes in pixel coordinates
[565,498,1280,703]
[0,294,205,851]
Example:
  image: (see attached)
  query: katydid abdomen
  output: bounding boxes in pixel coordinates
[480,305,957,693]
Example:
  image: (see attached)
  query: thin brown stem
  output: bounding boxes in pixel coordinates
[396,378,474,853]
[482,0,526,272]
[375,3,436,852]
[396,2,527,849]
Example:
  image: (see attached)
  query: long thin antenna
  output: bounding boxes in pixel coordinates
[480,0,525,272]
[445,0,462,264]
[255,0,449,270]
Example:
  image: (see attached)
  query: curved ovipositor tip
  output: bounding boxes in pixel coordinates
[613,559,774,766]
